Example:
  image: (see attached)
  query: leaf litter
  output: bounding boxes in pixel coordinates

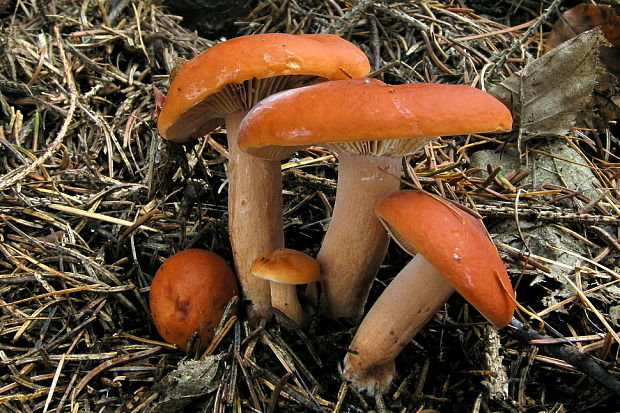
[0,1,619,412]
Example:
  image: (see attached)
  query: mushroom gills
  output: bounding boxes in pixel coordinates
[167,74,321,140]
[378,217,417,256]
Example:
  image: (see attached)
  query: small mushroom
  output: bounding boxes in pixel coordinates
[149,249,239,352]
[342,190,515,394]
[238,78,512,322]
[157,34,369,320]
[251,248,320,326]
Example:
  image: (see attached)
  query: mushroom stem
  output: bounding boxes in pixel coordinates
[226,111,283,320]
[315,152,402,322]
[270,284,308,326]
[343,254,454,393]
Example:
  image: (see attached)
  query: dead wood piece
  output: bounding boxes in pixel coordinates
[508,318,620,395]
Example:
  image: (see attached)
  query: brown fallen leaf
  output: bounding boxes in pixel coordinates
[547,3,620,76]
[489,29,604,140]
[153,356,223,412]
[546,4,620,128]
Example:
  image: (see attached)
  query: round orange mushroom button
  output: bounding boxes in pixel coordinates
[149,249,239,352]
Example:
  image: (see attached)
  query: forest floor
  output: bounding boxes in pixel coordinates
[1,0,619,412]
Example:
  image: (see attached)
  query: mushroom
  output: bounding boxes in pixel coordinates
[149,249,239,352]
[157,34,370,319]
[342,190,515,393]
[237,78,513,322]
[251,248,320,326]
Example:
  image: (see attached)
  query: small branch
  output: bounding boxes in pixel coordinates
[372,4,429,33]
[507,318,620,395]
[324,0,375,34]
[486,0,563,79]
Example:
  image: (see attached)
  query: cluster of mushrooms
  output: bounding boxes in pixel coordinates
[150,33,516,394]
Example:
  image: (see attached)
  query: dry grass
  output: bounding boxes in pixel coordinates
[1,0,618,412]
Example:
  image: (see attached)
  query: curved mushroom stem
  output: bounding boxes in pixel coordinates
[313,152,402,322]
[270,284,308,327]
[226,111,283,321]
[343,254,454,394]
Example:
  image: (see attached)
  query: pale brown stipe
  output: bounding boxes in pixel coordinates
[156,34,370,320]
[149,249,238,352]
[251,248,320,326]
[238,78,513,322]
[343,190,515,394]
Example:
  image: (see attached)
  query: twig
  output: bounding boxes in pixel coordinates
[372,4,429,32]
[507,318,620,394]
[0,95,76,192]
[71,346,161,401]
[474,203,620,224]
[267,372,292,413]
[47,203,157,231]
[324,0,374,34]
[486,0,563,79]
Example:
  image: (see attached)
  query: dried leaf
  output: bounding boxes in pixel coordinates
[153,356,223,412]
[548,4,620,48]
[489,29,604,138]
[547,3,620,76]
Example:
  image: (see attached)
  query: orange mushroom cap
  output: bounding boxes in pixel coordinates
[157,33,370,142]
[251,248,320,285]
[375,190,515,327]
[149,249,239,351]
[238,78,513,159]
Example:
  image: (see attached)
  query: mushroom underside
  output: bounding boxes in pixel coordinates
[164,75,321,141]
